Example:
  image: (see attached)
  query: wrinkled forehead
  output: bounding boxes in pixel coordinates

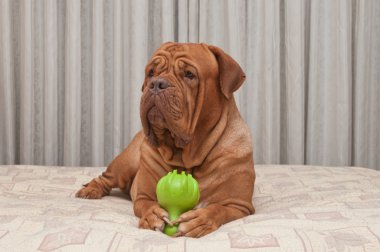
[149,43,218,75]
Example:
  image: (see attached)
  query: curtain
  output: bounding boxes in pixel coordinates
[0,0,379,169]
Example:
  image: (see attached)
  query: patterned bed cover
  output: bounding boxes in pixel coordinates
[1,165,380,251]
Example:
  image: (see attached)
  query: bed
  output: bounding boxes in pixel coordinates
[0,165,380,251]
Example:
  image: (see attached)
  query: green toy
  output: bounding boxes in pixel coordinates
[156,170,200,236]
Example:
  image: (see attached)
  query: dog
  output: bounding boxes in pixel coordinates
[76,42,255,238]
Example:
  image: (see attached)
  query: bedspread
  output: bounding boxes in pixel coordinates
[0,165,380,251]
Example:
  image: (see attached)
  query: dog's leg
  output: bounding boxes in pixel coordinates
[75,131,145,199]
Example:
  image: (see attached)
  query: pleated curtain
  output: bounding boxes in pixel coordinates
[0,0,379,170]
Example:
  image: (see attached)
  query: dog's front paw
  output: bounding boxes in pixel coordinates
[75,181,104,199]
[139,205,172,232]
[173,208,219,238]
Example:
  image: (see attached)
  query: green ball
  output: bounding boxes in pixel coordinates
[156,170,200,236]
[163,224,179,236]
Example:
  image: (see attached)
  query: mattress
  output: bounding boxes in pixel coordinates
[0,165,380,252]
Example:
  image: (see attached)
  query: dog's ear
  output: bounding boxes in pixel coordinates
[207,45,246,99]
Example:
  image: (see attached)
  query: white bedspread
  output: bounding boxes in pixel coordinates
[0,165,380,251]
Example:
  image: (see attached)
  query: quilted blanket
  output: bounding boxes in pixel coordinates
[0,165,380,251]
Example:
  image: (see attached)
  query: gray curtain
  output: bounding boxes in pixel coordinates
[0,0,379,170]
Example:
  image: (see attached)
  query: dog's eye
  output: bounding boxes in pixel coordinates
[147,69,154,77]
[184,71,195,79]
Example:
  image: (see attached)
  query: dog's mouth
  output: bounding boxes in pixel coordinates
[143,105,164,147]
[144,105,190,149]
[147,106,165,128]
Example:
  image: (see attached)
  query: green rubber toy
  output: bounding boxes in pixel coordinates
[156,170,200,236]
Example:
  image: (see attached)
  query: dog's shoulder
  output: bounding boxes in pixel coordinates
[206,111,253,164]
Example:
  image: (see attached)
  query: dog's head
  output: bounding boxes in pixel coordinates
[140,42,246,149]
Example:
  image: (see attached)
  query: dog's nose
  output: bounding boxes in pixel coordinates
[149,79,169,94]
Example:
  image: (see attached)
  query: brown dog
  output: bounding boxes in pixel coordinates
[76,42,255,238]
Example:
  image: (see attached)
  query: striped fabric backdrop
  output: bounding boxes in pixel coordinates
[0,0,379,169]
